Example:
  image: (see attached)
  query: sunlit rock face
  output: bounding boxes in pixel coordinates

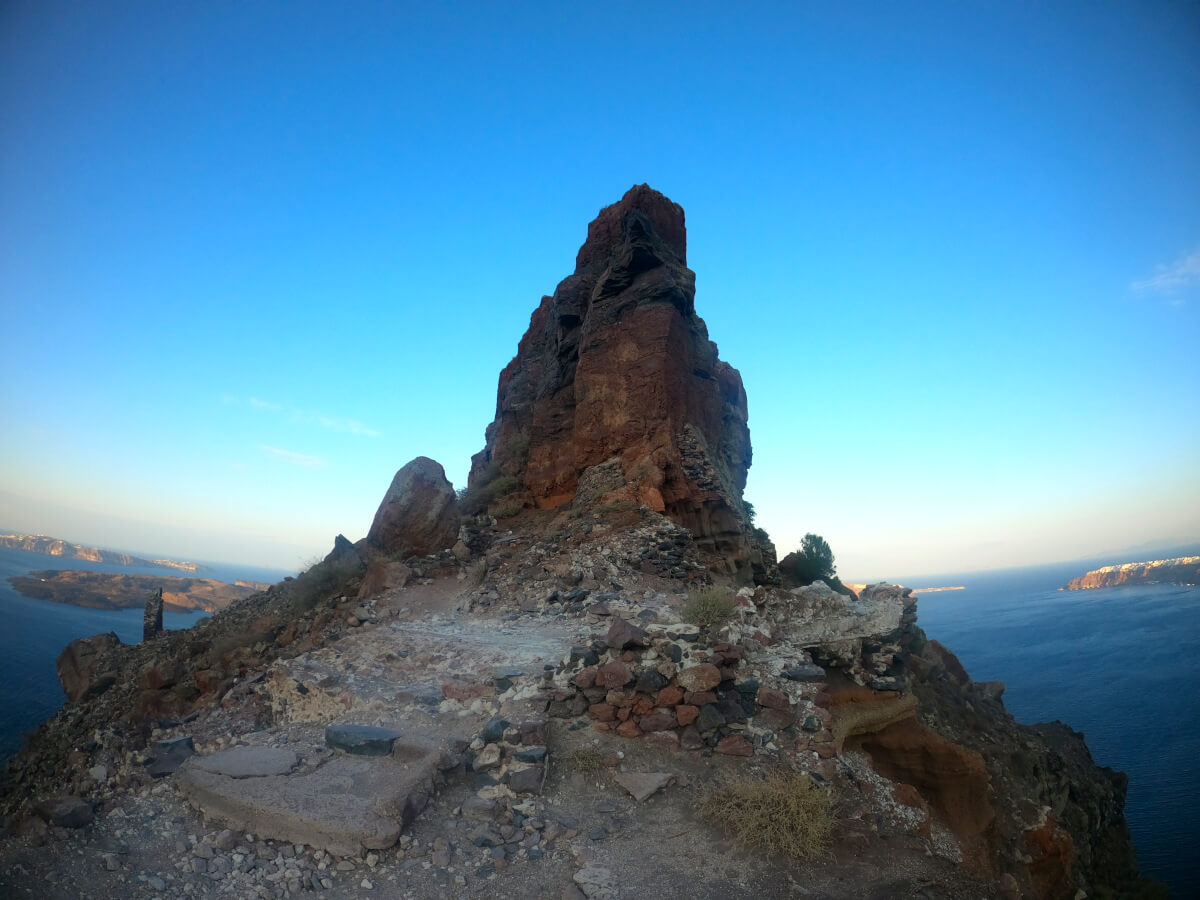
[469,184,757,578]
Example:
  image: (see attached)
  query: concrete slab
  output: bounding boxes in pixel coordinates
[176,751,440,856]
[188,747,300,778]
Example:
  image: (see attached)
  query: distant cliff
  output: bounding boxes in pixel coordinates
[0,534,199,572]
[6,570,254,613]
[1065,556,1200,590]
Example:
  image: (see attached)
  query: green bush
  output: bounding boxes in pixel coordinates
[783,533,837,585]
[682,586,737,628]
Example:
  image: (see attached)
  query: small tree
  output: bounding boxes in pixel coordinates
[783,533,836,586]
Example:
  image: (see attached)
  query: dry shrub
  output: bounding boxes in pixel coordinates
[683,586,737,628]
[562,747,605,776]
[491,500,521,519]
[697,772,832,860]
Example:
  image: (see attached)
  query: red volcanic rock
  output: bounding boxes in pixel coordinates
[676,663,722,693]
[468,185,759,578]
[596,661,633,689]
[366,457,458,557]
[57,632,122,703]
[714,734,754,757]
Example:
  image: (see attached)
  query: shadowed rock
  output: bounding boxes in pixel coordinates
[56,632,122,703]
[143,587,164,641]
[367,457,458,557]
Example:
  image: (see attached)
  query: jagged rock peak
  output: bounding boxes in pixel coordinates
[575,183,688,272]
[470,185,769,581]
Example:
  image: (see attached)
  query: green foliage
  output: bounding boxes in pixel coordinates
[457,465,521,516]
[683,586,737,628]
[697,772,832,860]
[742,500,756,523]
[785,533,837,586]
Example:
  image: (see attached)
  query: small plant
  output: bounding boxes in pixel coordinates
[697,772,832,860]
[491,500,521,519]
[682,586,737,628]
[562,746,605,776]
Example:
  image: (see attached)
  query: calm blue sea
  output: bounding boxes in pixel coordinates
[0,546,291,763]
[910,560,1199,897]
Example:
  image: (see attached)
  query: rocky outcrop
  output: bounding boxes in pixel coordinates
[143,588,164,641]
[56,632,123,703]
[366,457,458,557]
[469,185,757,579]
[1064,555,1200,590]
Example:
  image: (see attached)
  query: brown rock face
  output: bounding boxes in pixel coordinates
[366,457,458,557]
[470,185,757,577]
[56,632,123,703]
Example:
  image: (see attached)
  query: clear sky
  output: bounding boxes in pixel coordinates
[1,1,1197,579]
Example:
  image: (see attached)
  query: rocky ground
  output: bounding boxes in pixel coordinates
[1,507,1018,900]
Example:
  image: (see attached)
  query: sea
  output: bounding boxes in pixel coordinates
[0,545,291,763]
[0,547,1196,894]
[907,558,1200,897]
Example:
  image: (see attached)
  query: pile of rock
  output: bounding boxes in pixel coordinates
[541,614,836,766]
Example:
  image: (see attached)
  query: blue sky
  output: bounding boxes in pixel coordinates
[1,1,1197,578]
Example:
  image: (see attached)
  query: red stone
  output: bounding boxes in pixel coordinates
[656,685,685,707]
[632,695,655,716]
[756,687,790,711]
[685,691,717,706]
[675,705,699,726]
[677,664,721,693]
[597,661,632,689]
[616,719,641,738]
[575,667,597,689]
[639,711,676,732]
[714,734,753,757]
[588,703,615,722]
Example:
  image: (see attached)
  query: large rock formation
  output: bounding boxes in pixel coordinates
[470,185,756,577]
[1064,555,1200,590]
[366,457,458,557]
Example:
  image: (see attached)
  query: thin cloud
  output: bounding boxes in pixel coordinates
[260,445,326,468]
[1132,246,1200,300]
[248,396,282,411]
[227,395,380,437]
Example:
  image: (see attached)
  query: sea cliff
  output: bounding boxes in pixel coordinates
[1065,556,1200,590]
[0,534,199,572]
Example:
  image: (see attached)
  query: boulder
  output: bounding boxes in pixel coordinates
[466,185,759,580]
[366,457,458,557]
[56,632,122,703]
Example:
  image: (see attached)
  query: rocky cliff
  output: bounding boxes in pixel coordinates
[1065,556,1200,590]
[0,534,199,572]
[0,187,1165,900]
[469,185,759,580]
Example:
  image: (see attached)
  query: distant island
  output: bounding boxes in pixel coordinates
[1064,556,1200,590]
[0,533,200,572]
[6,570,257,613]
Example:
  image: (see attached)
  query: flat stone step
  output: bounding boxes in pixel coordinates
[176,748,441,856]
